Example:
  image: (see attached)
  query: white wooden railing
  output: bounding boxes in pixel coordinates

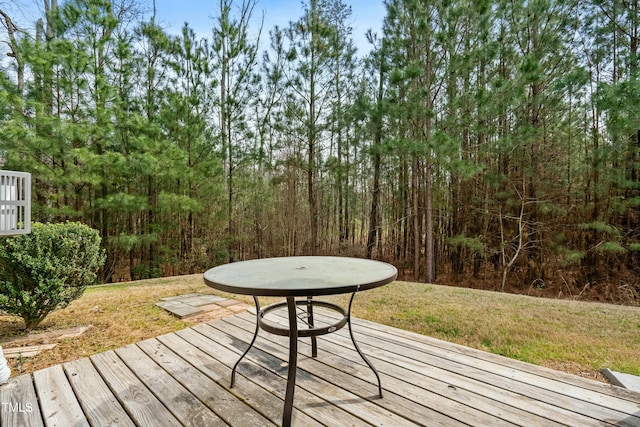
[0,170,31,235]
[0,169,32,383]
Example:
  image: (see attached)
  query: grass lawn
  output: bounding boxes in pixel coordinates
[1,275,639,382]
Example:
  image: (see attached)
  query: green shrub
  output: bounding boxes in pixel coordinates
[0,222,105,330]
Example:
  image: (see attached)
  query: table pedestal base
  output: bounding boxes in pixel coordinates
[229,293,382,427]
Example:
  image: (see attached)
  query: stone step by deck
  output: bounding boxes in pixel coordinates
[156,293,246,319]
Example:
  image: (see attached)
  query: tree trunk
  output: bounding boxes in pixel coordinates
[412,156,420,281]
[0,9,24,93]
[366,53,385,259]
[366,150,381,259]
[424,24,435,284]
[425,159,435,283]
[307,0,319,256]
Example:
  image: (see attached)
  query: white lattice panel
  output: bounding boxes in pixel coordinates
[0,170,31,235]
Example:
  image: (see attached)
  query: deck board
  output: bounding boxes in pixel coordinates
[338,314,640,412]
[213,317,484,426]
[32,364,90,427]
[307,309,640,426]
[91,350,182,426]
[176,325,357,426]
[114,344,225,427]
[63,357,135,427]
[194,321,415,427]
[348,312,640,403]
[1,309,639,426]
[0,371,43,427]
[295,313,627,425]
[226,312,565,426]
[137,337,275,426]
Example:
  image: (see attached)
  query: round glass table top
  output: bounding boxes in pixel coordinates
[203,256,398,297]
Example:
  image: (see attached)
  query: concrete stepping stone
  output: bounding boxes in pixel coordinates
[601,368,640,393]
[155,301,203,318]
[160,293,202,301]
[156,293,244,319]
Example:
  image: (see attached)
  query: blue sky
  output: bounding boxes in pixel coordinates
[153,0,387,55]
[0,1,387,58]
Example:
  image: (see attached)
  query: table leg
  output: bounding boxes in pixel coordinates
[283,296,298,427]
[307,296,318,357]
[231,296,260,388]
[348,292,383,398]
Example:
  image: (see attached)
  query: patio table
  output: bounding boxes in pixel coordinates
[203,256,397,427]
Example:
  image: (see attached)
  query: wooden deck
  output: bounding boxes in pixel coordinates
[1,307,640,426]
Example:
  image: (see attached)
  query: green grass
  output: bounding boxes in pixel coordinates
[2,275,639,381]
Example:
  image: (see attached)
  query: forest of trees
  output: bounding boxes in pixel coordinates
[1,0,638,304]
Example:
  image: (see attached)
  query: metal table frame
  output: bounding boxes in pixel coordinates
[230,294,383,425]
[203,256,397,427]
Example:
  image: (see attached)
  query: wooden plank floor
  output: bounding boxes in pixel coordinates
[1,307,640,426]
